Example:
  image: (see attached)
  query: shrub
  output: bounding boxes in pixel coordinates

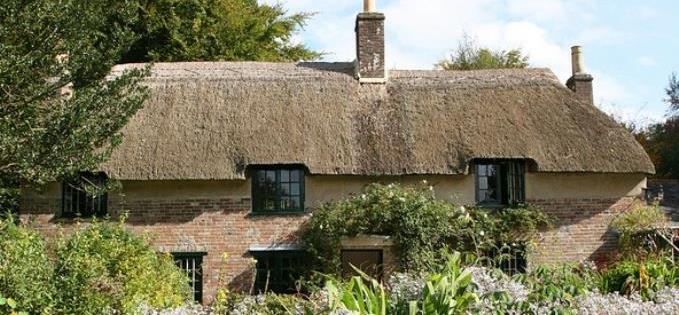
[610,203,669,256]
[53,220,191,314]
[599,257,679,299]
[0,217,55,314]
[214,293,322,315]
[302,183,551,274]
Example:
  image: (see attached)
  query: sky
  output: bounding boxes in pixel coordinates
[261,0,679,126]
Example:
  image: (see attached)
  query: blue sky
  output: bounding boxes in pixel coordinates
[262,0,679,125]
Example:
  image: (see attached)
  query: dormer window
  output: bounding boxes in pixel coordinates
[475,160,525,206]
[251,166,305,214]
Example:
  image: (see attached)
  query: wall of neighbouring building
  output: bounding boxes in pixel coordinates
[19,172,646,303]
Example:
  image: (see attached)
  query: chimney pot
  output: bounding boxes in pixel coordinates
[567,45,593,105]
[571,46,585,75]
[364,0,376,12]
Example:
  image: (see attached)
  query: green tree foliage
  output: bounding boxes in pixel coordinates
[666,73,679,113]
[632,73,679,178]
[437,34,529,70]
[0,0,148,207]
[120,0,320,63]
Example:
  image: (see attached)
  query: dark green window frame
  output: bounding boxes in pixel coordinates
[251,166,305,214]
[172,252,206,303]
[474,160,525,206]
[61,172,108,218]
[251,250,308,294]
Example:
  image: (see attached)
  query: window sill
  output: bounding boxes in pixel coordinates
[248,210,308,217]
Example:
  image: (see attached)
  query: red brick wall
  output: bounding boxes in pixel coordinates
[527,197,635,265]
[20,193,309,304]
[20,183,639,303]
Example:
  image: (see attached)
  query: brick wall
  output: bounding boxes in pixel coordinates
[20,193,308,303]
[528,197,635,265]
[19,176,642,303]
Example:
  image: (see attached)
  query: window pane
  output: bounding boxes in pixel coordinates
[290,197,301,209]
[257,171,267,188]
[478,190,487,201]
[290,183,300,196]
[281,183,290,196]
[477,165,487,176]
[280,170,290,182]
[487,165,497,176]
[478,177,488,190]
[290,170,300,182]
[281,197,291,210]
[266,171,276,183]
[265,199,276,210]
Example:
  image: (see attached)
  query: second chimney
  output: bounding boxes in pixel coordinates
[566,46,594,105]
[355,0,386,83]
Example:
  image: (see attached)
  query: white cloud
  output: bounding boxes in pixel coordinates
[637,56,657,67]
[263,0,657,125]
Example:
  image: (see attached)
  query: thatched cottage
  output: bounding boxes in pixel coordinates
[21,0,654,303]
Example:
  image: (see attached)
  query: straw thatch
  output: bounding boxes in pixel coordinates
[102,62,654,180]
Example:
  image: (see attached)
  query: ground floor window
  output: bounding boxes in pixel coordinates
[172,252,206,303]
[251,250,308,294]
[488,243,527,275]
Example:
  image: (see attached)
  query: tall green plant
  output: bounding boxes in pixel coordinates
[325,268,389,315]
[417,253,478,315]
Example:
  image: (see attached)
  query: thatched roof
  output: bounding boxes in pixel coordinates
[102,62,654,180]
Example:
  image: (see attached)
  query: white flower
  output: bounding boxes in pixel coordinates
[398,197,406,202]
[459,206,466,213]
[479,230,485,236]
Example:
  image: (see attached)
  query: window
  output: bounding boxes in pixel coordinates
[251,250,308,294]
[172,252,206,303]
[62,172,108,217]
[475,160,525,206]
[487,243,527,275]
[251,167,305,213]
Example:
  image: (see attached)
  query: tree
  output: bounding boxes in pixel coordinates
[631,73,679,178]
[0,0,148,208]
[119,0,320,63]
[437,34,529,70]
[666,72,679,113]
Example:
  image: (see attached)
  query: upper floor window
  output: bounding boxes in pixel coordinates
[62,172,108,217]
[475,160,525,206]
[251,166,305,213]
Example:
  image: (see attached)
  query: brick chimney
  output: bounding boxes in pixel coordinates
[566,46,594,105]
[355,0,386,83]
